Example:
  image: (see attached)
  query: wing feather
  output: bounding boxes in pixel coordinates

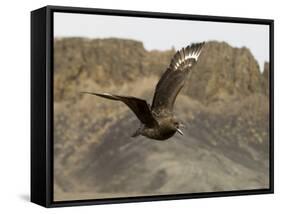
[82,92,157,127]
[152,42,205,113]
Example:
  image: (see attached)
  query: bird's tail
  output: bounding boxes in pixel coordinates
[169,42,205,71]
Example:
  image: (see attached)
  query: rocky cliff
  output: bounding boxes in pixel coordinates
[54,38,173,102]
[262,62,270,96]
[184,42,265,103]
[54,38,268,103]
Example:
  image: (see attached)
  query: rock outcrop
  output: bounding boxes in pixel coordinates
[184,42,265,103]
[262,62,270,96]
[54,38,268,103]
[54,38,173,102]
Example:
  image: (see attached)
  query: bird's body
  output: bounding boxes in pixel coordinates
[83,42,205,140]
[133,115,179,140]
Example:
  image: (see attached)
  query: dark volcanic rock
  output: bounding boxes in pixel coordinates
[71,94,269,197]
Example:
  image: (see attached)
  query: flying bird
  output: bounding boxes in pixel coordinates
[82,42,205,140]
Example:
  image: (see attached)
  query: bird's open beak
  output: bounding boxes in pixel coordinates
[176,128,183,136]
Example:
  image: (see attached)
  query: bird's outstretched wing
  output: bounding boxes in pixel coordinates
[151,42,205,114]
[82,92,158,127]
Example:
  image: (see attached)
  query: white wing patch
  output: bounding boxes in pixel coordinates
[170,42,205,71]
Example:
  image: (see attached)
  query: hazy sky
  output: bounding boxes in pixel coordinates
[54,12,270,70]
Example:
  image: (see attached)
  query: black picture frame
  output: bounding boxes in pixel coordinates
[31,5,274,208]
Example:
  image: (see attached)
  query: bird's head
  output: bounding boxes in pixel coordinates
[172,120,184,136]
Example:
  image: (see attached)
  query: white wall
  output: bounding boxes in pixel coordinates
[0,0,279,212]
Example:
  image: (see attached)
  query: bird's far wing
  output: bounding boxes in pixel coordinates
[82,92,158,127]
[151,42,205,113]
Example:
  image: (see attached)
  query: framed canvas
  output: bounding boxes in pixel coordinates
[31,5,274,208]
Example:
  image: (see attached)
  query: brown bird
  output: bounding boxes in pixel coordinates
[82,42,205,140]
